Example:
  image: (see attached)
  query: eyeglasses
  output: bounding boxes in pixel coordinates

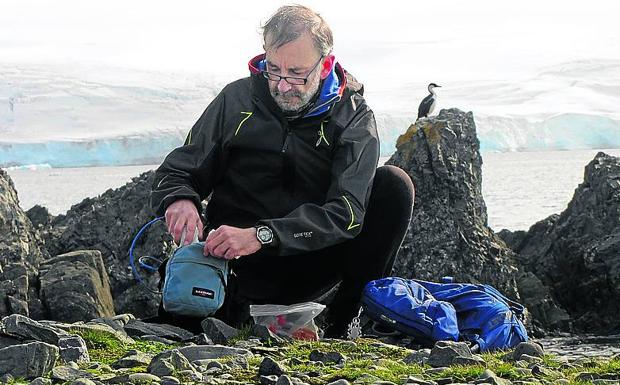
[262,56,324,85]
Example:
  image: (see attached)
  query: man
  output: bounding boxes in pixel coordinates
[151,5,414,337]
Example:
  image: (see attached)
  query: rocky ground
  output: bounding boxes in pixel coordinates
[2,108,620,383]
[0,313,619,385]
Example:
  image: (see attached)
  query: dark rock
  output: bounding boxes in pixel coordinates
[0,334,21,349]
[308,350,346,365]
[511,152,620,333]
[28,377,52,385]
[58,335,90,363]
[40,171,172,318]
[260,375,279,385]
[182,332,213,345]
[7,295,29,316]
[276,375,294,385]
[387,110,521,298]
[148,349,194,377]
[258,356,286,376]
[112,349,152,369]
[515,271,570,332]
[201,317,240,344]
[39,250,115,322]
[496,229,528,252]
[124,319,194,341]
[25,205,52,228]
[0,341,58,378]
[0,169,49,319]
[427,340,473,368]
[251,323,286,344]
[0,314,69,345]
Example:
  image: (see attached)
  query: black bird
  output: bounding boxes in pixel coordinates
[417,83,441,120]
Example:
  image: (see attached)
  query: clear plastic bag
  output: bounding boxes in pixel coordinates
[250,302,326,341]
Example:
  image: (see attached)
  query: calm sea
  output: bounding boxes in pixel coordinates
[6,148,620,231]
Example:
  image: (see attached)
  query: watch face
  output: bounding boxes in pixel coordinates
[257,227,273,243]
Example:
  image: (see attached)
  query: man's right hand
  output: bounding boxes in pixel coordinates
[164,199,204,246]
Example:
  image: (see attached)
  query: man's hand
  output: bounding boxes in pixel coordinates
[165,199,204,245]
[205,225,261,259]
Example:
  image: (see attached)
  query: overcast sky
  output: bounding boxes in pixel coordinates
[2,0,619,82]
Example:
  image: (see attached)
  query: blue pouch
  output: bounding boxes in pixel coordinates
[162,242,228,318]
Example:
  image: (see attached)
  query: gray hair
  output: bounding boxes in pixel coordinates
[262,5,333,56]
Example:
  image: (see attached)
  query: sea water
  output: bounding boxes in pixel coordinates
[6,148,620,232]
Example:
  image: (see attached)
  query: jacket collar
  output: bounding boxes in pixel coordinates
[248,53,347,121]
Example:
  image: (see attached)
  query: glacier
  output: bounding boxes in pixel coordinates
[2,61,620,168]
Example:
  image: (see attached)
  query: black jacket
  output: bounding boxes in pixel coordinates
[151,55,380,256]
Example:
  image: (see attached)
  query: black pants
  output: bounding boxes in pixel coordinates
[157,165,414,335]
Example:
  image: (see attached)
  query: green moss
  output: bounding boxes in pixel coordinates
[70,328,176,365]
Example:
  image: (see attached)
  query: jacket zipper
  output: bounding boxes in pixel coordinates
[282,120,291,153]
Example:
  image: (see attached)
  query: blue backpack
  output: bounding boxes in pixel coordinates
[361,277,459,345]
[361,277,528,351]
[414,279,528,352]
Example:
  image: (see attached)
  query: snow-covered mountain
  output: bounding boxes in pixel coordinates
[2,59,620,168]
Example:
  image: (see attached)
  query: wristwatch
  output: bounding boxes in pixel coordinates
[255,225,274,246]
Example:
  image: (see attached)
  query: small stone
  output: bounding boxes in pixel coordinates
[69,379,97,385]
[58,335,90,362]
[160,376,180,385]
[0,374,14,384]
[428,341,473,367]
[128,373,161,384]
[308,350,346,364]
[51,366,93,382]
[260,375,279,385]
[28,378,52,385]
[251,324,286,344]
[148,349,193,377]
[474,369,512,385]
[404,376,437,385]
[452,355,486,366]
[512,342,544,361]
[112,349,152,368]
[201,317,240,344]
[259,356,286,376]
[326,380,351,385]
[403,349,431,365]
[183,333,213,345]
[276,375,294,385]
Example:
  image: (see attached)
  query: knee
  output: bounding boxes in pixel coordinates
[374,165,415,205]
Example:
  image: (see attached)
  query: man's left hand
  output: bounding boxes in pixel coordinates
[204,225,261,259]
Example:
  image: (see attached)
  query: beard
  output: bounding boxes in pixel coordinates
[269,75,321,114]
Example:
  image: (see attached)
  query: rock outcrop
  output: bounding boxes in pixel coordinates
[40,171,173,318]
[504,152,620,333]
[0,169,49,319]
[387,109,521,297]
[39,250,115,322]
